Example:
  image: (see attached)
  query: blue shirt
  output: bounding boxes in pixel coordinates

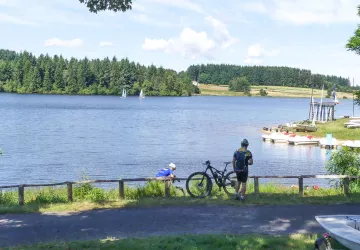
[156,168,173,177]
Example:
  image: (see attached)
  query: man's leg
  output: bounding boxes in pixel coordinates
[240,172,248,201]
[241,182,247,198]
[234,172,241,199]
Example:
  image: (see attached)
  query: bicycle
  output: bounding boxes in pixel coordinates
[185,160,238,198]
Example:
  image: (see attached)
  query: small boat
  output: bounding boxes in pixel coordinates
[319,137,338,149]
[139,89,145,99]
[121,88,127,98]
[342,141,360,148]
[270,132,290,143]
[288,135,320,145]
[294,124,318,132]
[315,215,360,250]
[262,134,271,141]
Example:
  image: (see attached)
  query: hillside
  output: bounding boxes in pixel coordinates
[199,84,354,99]
[187,64,355,93]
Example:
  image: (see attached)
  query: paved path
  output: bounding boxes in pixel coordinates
[1,204,359,247]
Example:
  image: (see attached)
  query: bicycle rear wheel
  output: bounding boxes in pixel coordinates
[186,172,212,198]
[223,171,237,196]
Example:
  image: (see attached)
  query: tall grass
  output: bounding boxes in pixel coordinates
[0,181,180,206]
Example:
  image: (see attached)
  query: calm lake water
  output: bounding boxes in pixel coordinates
[0,93,359,187]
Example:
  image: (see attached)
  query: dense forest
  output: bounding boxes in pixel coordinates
[187,64,358,92]
[0,49,199,96]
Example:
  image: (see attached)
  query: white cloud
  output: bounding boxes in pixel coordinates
[245,43,279,64]
[238,2,267,13]
[205,16,239,49]
[141,16,238,59]
[142,28,215,59]
[273,0,358,25]
[44,38,84,48]
[247,43,279,57]
[0,13,37,25]
[144,0,204,14]
[99,41,114,47]
[237,0,359,25]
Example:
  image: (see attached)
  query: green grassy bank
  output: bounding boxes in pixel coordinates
[1,181,359,214]
[287,118,359,141]
[5,234,348,250]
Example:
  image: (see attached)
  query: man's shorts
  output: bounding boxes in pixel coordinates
[235,171,248,183]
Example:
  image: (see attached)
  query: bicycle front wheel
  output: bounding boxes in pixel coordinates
[186,172,212,198]
[223,171,238,196]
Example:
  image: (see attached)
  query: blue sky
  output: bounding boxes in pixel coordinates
[0,0,359,85]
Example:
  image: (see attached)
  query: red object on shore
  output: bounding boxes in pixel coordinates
[313,185,319,190]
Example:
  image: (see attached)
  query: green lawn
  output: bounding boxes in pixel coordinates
[5,234,349,250]
[1,181,359,214]
[287,118,359,140]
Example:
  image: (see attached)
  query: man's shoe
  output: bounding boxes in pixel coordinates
[234,194,239,200]
[240,196,245,202]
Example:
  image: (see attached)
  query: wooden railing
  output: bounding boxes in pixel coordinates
[0,175,359,206]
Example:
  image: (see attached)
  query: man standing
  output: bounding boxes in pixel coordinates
[232,139,253,201]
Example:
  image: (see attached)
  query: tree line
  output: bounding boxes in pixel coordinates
[187,64,358,92]
[0,49,199,96]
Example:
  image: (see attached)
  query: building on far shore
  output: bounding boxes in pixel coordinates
[192,81,199,87]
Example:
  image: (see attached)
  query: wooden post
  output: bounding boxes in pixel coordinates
[298,177,303,197]
[344,178,350,197]
[18,185,24,206]
[254,177,259,195]
[119,180,124,200]
[165,180,171,197]
[67,183,73,202]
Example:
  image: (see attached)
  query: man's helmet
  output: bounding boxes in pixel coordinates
[241,139,249,147]
[169,163,176,170]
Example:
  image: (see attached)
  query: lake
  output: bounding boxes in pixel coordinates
[0,93,359,187]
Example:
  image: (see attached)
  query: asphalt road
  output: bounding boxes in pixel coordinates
[1,204,359,247]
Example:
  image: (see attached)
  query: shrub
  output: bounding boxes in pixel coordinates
[326,147,360,191]
[259,88,268,96]
[228,77,251,93]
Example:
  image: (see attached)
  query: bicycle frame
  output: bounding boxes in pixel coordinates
[203,161,232,187]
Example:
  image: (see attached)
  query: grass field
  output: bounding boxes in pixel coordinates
[5,234,349,250]
[284,118,359,141]
[1,181,359,214]
[199,84,354,99]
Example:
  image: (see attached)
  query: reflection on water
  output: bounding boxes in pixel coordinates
[0,93,359,187]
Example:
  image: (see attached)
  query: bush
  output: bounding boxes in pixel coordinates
[73,182,93,200]
[259,88,268,96]
[326,147,360,191]
[85,188,106,202]
[229,77,251,94]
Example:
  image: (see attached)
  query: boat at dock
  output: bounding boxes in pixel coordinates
[315,215,360,250]
[319,137,339,149]
[269,132,291,143]
[342,140,360,148]
[288,135,320,145]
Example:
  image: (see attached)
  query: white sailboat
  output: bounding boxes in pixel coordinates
[121,88,127,98]
[139,89,145,99]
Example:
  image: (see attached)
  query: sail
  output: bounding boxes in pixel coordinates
[139,89,145,98]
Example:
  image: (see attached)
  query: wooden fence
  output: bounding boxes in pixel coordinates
[0,175,359,206]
